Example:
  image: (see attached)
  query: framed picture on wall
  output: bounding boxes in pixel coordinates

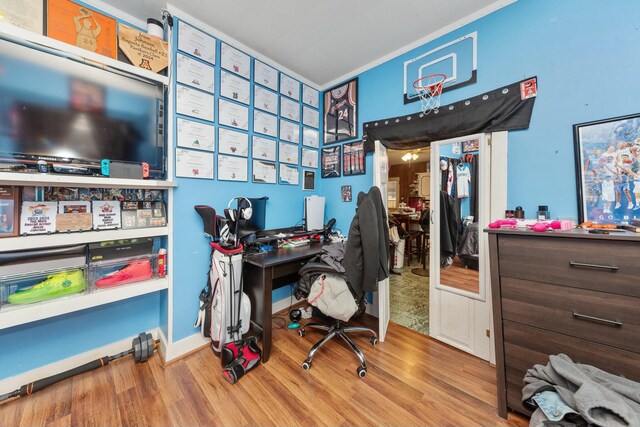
[303,170,315,190]
[341,185,352,202]
[573,113,640,225]
[462,138,480,153]
[0,0,45,34]
[342,140,365,176]
[321,146,341,178]
[323,78,358,144]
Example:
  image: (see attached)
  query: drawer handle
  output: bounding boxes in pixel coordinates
[569,261,618,271]
[572,312,622,327]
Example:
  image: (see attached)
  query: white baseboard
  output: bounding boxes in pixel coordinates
[0,328,160,396]
[161,331,210,363]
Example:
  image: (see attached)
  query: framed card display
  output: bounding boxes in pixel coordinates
[301,148,319,169]
[218,154,248,182]
[220,70,250,105]
[0,0,44,34]
[323,77,358,144]
[221,42,250,79]
[279,73,300,100]
[254,86,278,115]
[176,85,214,122]
[252,136,276,161]
[253,110,278,137]
[303,170,315,191]
[573,113,640,224]
[177,118,215,152]
[279,164,299,185]
[462,138,480,153]
[218,128,249,157]
[21,201,57,234]
[341,185,352,202]
[91,200,120,230]
[218,99,249,130]
[0,187,20,237]
[321,146,341,178]
[280,97,300,122]
[47,0,117,59]
[302,84,319,108]
[279,142,299,165]
[279,119,300,144]
[342,140,366,176]
[177,53,215,93]
[254,59,278,91]
[175,148,214,179]
[302,128,320,148]
[303,106,319,129]
[178,21,216,64]
[252,160,277,184]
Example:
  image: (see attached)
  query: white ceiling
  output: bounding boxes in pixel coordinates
[101,0,512,88]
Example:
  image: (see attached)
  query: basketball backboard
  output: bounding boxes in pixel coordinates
[403,32,477,104]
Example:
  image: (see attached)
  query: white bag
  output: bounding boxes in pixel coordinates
[307,274,357,322]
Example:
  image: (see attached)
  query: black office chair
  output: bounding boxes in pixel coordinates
[296,258,378,378]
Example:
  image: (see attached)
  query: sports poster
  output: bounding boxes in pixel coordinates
[47,0,117,59]
[321,146,341,178]
[342,140,365,176]
[323,78,357,144]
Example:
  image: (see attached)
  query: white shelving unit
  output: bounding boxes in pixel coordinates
[0,278,169,331]
[0,20,177,358]
[0,22,169,86]
[0,227,169,252]
[0,173,177,189]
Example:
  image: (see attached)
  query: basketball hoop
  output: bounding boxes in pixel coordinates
[413,74,446,115]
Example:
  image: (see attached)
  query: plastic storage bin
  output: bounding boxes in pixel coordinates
[0,266,88,309]
[90,254,157,289]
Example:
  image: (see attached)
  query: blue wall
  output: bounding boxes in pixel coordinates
[321,0,640,227]
[170,19,322,342]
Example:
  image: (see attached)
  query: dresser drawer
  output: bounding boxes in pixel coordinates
[498,235,640,297]
[503,321,640,383]
[501,277,640,353]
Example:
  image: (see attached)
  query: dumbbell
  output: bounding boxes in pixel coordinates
[0,332,159,404]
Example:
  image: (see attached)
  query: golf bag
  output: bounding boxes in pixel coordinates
[194,206,251,355]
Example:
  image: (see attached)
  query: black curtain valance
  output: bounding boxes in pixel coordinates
[362,77,537,152]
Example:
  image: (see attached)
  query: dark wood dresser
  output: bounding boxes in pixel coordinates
[487,229,640,418]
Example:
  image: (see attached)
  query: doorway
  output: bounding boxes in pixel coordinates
[373,132,507,362]
[386,147,431,336]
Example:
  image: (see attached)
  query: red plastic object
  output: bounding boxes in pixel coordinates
[95,259,153,288]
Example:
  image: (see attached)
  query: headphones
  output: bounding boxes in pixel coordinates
[225,197,253,222]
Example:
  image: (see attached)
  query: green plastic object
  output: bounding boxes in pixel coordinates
[7,270,86,305]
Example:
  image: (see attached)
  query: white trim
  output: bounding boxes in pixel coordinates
[320,0,515,89]
[161,331,210,363]
[166,4,319,89]
[272,295,295,314]
[165,22,176,346]
[0,328,161,396]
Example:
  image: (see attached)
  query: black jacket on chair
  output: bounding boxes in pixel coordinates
[344,186,390,296]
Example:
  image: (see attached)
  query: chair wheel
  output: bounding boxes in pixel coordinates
[302,360,311,371]
[370,336,378,346]
[299,329,306,337]
[357,366,367,378]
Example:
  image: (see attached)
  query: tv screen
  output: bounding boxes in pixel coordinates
[0,38,164,173]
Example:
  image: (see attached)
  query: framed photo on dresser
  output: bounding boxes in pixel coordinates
[573,112,640,225]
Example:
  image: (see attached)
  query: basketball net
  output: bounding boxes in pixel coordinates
[413,74,446,115]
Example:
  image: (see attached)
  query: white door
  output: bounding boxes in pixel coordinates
[373,140,390,342]
[429,133,492,360]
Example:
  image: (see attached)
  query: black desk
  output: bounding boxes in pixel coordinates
[243,242,324,362]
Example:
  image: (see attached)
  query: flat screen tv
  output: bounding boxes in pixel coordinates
[0,38,164,174]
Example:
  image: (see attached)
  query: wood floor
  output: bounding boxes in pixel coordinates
[440,256,480,294]
[1,315,527,427]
